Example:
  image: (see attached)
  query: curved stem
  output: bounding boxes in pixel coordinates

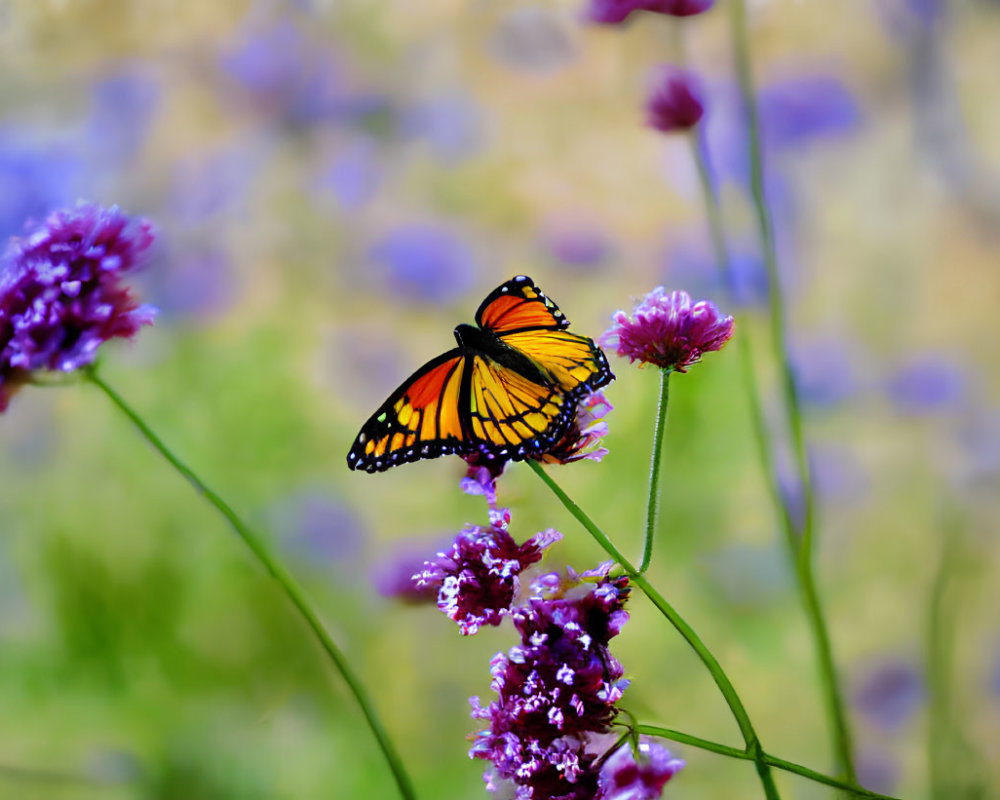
[526,460,780,800]
[635,726,899,800]
[640,369,671,573]
[727,0,856,782]
[85,368,417,800]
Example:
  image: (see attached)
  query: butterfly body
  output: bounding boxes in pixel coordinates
[347,276,612,473]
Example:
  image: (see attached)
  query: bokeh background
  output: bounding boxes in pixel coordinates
[1,0,998,797]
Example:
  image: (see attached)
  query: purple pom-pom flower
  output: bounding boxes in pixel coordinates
[470,565,631,798]
[0,202,156,411]
[645,66,705,133]
[586,0,714,25]
[600,288,733,372]
[598,740,685,799]
[415,510,561,635]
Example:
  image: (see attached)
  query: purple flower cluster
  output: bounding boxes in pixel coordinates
[415,507,561,635]
[0,203,155,410]
[586,0,713,25]
[470,565,633,799]
[601,288,733,372]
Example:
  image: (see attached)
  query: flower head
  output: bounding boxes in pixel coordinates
[470,565,631,798]
[586,0,714,25]
[534,390,613,465]
[598,740,685,799]
[0,202,156,410]
[645,66,705,133]
[600,288,733,372]
[415,510,561,635]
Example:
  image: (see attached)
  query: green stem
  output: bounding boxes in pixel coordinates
[635,726,899,800]
[527,460,781,800]
[85,368,417,800]
[639,369,671,573]
[727,0,856,782]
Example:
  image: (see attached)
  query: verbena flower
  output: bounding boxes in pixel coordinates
[598,740,685,799]
[645,66,705,133]
[415,510,561,635]
[533,390,613,465]
[600,288,733,372]
[586,0,713,25]
[0,202,155,411]
[470,564,631,798]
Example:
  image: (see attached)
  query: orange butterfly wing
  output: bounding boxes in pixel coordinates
[347,351,469,472]
[475,275,569,333]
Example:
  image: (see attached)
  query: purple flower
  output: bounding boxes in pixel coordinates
[600,288,733,372]
[645,66,705,133]
[533,390,613,465]
[540,219,611,269]
[416,511,561,635]
[0,203,155,411]
[598,740,685,799]
[586,0,713,25]
[886,357,967,416]
[367,225,478,305]
[470,565,631,798]
[852,659,925,732]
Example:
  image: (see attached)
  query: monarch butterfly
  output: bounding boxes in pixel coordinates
[347,275,613,473]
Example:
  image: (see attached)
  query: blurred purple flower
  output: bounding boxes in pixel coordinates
[320,137,381,210]
[0,202,155,410]
[645,66,705,134]
[220,22,385,127]
[470,564,631,799]
[886,357,967,415]
[370,538,447,604]
[168,147,262,225]
[586,0,713,25]
[145,244,233,320]
[601,287,733,372]
[792,337,859,409]
[367,224,478,304]
[664,238,769,309]
[487,7,578,75]
[268,490,365,565]
[0,129,86,241]
[598,740,684,799]
[416,509,560,635]
[759,77,861,151]
[855,749,900,796]
[704,75,861,189]
[540,219,612,269]
[402,91,483,165]
[852,659,925,732]
[86,69,159,166]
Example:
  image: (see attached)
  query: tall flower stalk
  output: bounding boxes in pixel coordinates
[527,460,782,800]
[85,366,417,800]
[725,0,856,783]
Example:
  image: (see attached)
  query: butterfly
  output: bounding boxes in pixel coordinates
[347,275,614,473]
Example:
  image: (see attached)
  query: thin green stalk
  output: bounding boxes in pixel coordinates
[727,0,856,782]
[527,461,781,800]
[635,726,900,800]
[639,369,671,573]
[85,367,417,800]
